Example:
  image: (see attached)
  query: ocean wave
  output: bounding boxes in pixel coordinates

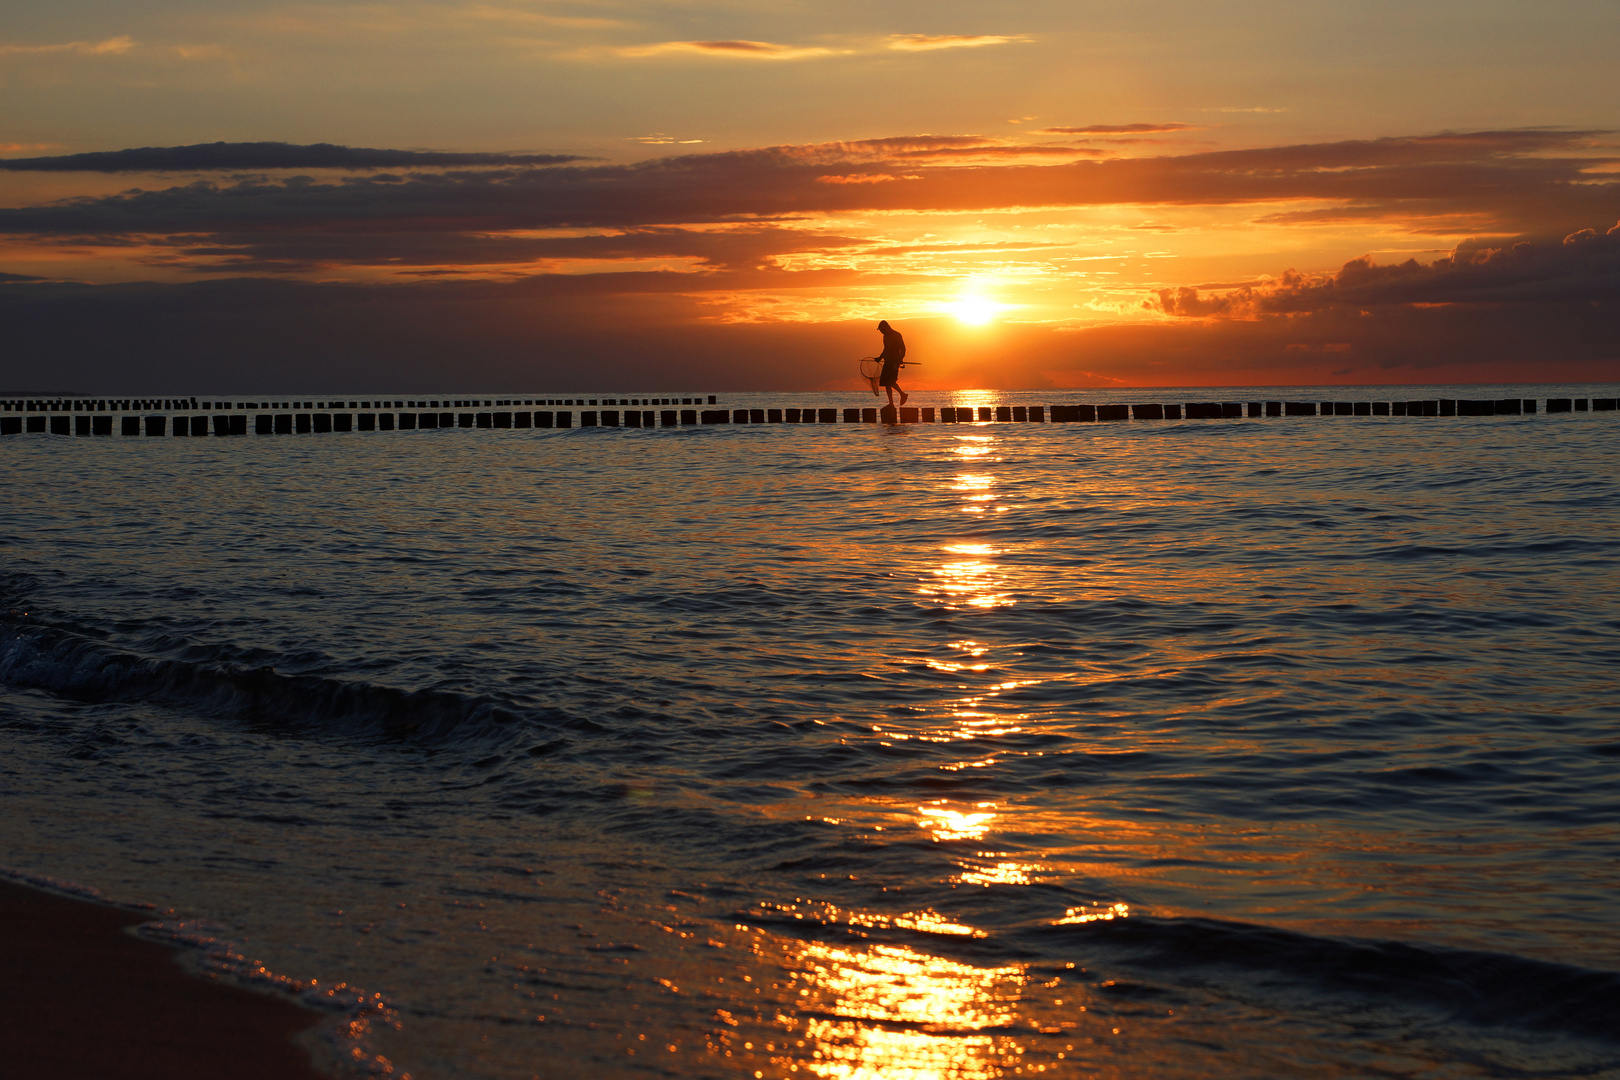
[0,613,576,749]
[1042,914,1620,1043]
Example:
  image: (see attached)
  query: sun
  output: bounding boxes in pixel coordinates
[948,295,1000,325]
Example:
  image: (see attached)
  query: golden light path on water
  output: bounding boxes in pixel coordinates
[755,422,1128,1080]
[777,942,1028,1080]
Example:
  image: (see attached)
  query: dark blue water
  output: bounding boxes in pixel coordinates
[3,385,1617,1079]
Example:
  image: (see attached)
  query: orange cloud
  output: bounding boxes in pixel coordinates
[1039,123,1198,135]
[0,35,135,56]
[816,173,901,184]
[614,39,837,60]
[887,34,1029,52]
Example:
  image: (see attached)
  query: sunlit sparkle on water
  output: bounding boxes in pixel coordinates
[783,942,1026,1080]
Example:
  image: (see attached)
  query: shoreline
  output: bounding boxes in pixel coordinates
[0,878,332,1080]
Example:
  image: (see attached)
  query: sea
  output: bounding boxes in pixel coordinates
[2,382,1617,1080]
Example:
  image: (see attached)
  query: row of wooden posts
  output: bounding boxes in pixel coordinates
[2,397,1614,437]
[0,394,717,415]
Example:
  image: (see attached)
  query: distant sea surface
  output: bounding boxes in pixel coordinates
[3,383,1618,1080]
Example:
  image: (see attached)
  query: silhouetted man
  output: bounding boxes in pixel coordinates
[876,321,907,407]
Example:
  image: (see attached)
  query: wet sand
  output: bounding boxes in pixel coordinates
[0,879,329,1080]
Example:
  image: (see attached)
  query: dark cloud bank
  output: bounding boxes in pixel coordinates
[1,130,1616,391]
[1156,223,1620,315]
[0,141,587,172]
[4,130,1614,238]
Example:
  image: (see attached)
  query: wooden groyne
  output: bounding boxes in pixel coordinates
[1,395,1614,437]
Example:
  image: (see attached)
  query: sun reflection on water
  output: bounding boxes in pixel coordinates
[754,416,1050,1078]
[925,544,1012,608]
[954,860,1043,887]
[1057,902,1131,925]
[918,803,997,842]
[777,942,1027,1080]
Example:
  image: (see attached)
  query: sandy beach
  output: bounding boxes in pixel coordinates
[0,879,329,1080]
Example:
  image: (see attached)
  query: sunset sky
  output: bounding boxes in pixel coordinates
[2,0,1617,391]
